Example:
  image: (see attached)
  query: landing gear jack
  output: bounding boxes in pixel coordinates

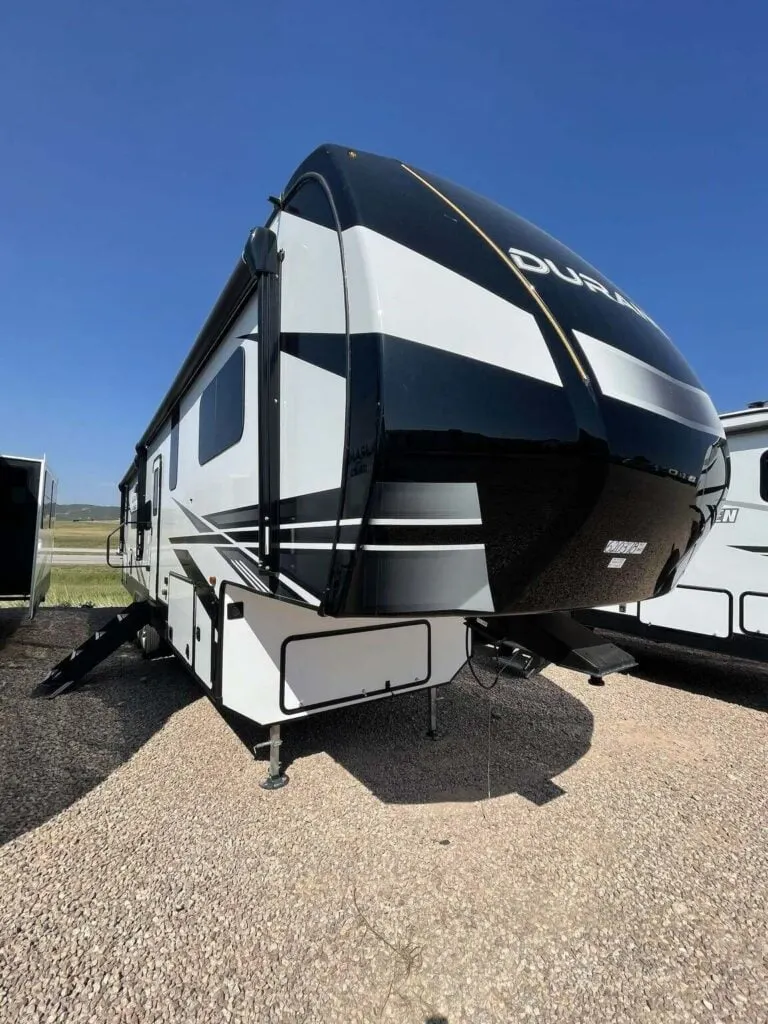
[256,724,289,790]
[426,686,438,740]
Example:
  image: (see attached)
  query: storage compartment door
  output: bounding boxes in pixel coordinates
[639,586,730,638]
[168,573,195,665]
[282,621,430,713]
[194,593,214,688]
[741,594,768,636]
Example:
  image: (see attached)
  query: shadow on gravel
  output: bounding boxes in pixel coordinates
[0,607,27,649]
[0,607,199,847]
[234,669,594,806]
[602,635,768,713]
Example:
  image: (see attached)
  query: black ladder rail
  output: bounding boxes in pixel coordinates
[40,601,153,698]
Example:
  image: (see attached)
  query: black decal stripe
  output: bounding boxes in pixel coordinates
[222,529,261,543]
[364,524,486,546]
[218,547,270,591]
[354,548,492,615]
[169,534,226,545]
[280,333,347,378]
[206,504,260,528]
[369,481,481,520]
[730,546,768,555]
[278,525,358,545]
[218,546,308,603]
[204,490,344,532]
[172,549,219,620]
[278,550,332,598]
[279,488,342,524]
[173,499,214,532]
[599,398,719,481]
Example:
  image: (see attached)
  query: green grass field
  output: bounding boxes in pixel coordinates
[53,520,119,550]
[45,566,127,607]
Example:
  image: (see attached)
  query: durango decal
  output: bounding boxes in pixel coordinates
[507,247,661,330]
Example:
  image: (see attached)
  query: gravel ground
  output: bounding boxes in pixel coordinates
[0,608,766,1024]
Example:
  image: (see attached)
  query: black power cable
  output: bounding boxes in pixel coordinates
[464,625,515,691]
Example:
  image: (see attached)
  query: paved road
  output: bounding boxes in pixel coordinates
[1,609,766,1024]
[52,548,106,567]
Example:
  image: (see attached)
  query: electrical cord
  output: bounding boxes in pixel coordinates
[464,625,514,691]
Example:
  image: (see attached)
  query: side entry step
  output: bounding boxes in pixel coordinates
[39,601,152,698]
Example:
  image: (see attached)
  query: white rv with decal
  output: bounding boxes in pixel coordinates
[40,144,726,786]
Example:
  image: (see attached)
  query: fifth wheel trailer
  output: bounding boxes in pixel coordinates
[0,455,56,617]
[577,402,768,661]
[42,143,727,785]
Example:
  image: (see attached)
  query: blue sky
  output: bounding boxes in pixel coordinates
[1,0,766,502]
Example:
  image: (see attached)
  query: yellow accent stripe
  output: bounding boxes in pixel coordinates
[400,163,589,382]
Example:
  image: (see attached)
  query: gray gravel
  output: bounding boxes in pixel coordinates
[0,608,766,1024]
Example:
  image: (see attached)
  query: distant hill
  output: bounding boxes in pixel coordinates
[57,504,121,521]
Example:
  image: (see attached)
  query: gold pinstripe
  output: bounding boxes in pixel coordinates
[400,163,589,382]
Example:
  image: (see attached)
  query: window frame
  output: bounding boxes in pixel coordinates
[169,406,180,491]
[152,464,161,517]
[760,451,768,502]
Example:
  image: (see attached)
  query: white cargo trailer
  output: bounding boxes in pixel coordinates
[0,455,56,618]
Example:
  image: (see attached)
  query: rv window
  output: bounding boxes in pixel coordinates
[169,407,180,491]
[198,347,245,465]
[761,452,768,501]
[152,466,161,516]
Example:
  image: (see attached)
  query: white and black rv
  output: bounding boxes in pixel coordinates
[0,455,56,617]
[578,402,767,661]
[42,144,728,785]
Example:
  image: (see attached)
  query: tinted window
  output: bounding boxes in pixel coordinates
[199,347,245,465]
[40,473,54,528]
[761,452,768,501]
[169,407,179,490]
[152,465,161,516]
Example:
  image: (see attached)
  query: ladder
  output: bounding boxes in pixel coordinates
[40,601,153,698]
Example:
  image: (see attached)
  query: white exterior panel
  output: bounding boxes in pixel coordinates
[194,593,213,688]
[272,212,347,334]
[168,574,195,666]
[638,587,731,638]
[220,585,467,725]
[279,351,345,499]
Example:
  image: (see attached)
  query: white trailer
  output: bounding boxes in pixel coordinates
[578,402,768,661]
[41,144,727,786]
[0,455,56,617]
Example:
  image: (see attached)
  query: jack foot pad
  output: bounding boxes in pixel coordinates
[260,773,289,790]
[588,675,606,686]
